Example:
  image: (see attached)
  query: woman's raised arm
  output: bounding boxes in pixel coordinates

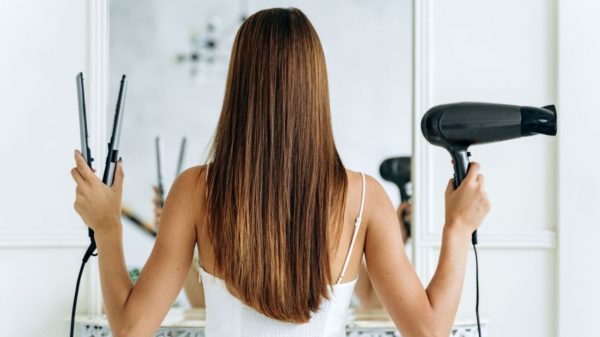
[363,163,489,337]
[71,151,200,337]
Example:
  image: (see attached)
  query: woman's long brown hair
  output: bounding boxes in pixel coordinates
[204,8,348,323]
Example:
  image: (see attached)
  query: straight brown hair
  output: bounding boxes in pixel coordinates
[204,8,348,323]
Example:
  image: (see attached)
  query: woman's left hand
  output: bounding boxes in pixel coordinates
[71,150,124,236]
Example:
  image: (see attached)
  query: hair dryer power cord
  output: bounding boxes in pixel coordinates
[473,243,482,336]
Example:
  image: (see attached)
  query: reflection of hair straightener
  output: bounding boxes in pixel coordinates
[155,137,165,207]
[154,136,187,207]
[121,137,186,237]
[121,205,157,237]
[176,137,187,176]
[379,156,411,237]
[71,73,128,337]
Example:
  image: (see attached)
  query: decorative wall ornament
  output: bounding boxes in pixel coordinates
[175,1,248,79]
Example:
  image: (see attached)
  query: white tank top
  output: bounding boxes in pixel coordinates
[198,171,367,337]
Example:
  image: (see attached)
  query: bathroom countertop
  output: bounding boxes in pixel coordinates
[74,308,487,336]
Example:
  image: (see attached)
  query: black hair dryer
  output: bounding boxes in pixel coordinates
[421,102,557,244]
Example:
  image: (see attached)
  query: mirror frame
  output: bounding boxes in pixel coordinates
[86,0,110,314]
[411,0,429,281]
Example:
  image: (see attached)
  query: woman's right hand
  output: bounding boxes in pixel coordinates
[444,162,491,237]
[72,150,124,237]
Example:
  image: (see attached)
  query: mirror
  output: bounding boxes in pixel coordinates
[110,0,413,309]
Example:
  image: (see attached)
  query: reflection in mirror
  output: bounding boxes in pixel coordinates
[110,0,412,310]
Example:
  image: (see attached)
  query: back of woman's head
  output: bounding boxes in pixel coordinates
[205,8,348,323]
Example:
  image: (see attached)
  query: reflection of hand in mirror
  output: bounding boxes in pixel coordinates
[396,201,411,242]
[152,184,205,308]
[152,186,163,230]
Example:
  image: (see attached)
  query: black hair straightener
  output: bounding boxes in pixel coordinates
[71,72,128,337]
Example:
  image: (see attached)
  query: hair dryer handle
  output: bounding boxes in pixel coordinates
[450,150,478,245]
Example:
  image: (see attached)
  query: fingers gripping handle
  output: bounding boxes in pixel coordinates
[88,147,119,256]
[452,149,482,337]
[451,150,478,245]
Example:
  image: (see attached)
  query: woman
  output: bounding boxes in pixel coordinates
[71,8,490,337]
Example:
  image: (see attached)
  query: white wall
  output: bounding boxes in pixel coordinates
[0,0,94,336]
[558,1,600,336]
[413,0,558,336]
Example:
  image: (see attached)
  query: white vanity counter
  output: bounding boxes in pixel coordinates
[74,308,486,337]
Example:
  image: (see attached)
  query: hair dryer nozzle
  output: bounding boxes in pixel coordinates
[521,105,557,136]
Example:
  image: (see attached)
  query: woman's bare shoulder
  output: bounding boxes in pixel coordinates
[344,168,392,219]
[171,165,208,199]
[344,168,388,198]
[178,165,208,179]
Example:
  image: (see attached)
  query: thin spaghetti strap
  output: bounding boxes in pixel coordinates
[357,172,366,220]
[336,172,366,285]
